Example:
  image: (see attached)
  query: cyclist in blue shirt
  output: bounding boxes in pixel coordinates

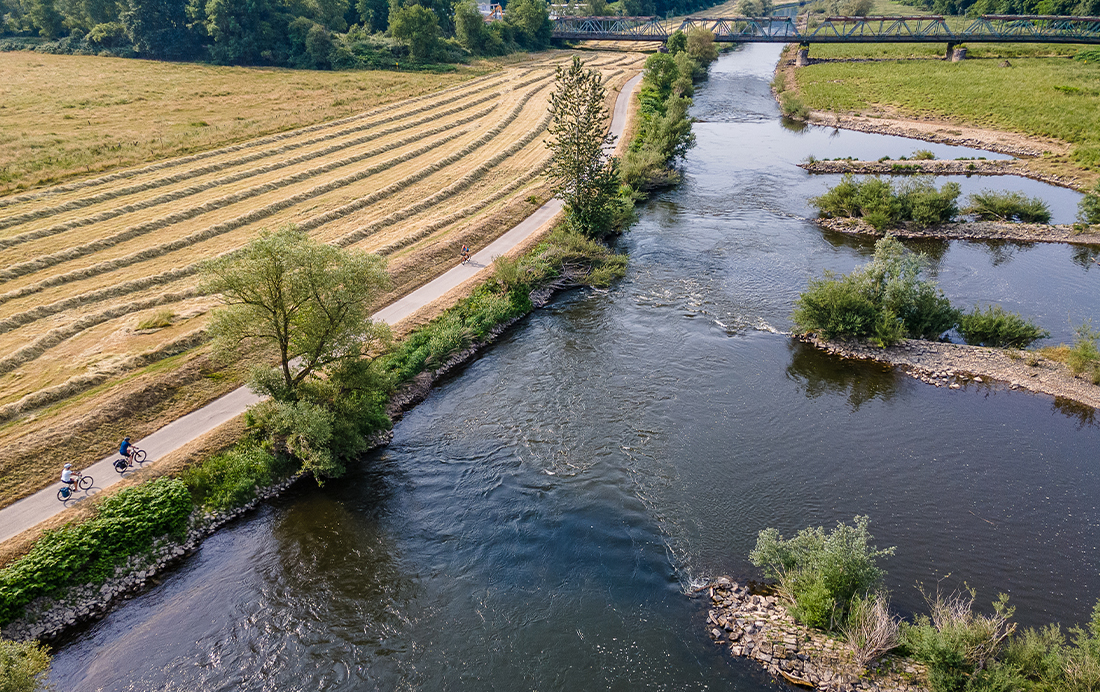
[119,436,133,460]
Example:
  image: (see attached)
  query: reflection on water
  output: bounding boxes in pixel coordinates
[978,239,1036,267]
[1052,397,1099,430]
[1070,245,1100,272]
[784,340,900,411]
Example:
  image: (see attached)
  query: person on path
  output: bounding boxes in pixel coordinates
[61,463,75,487]
[119,436,134,460]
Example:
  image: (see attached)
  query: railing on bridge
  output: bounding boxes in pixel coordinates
[962,14,1100,40]
[550,13,1100,43]
[549,16,667,41]
[678,16,800,40]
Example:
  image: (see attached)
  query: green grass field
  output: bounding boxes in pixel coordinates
[794,43,1100,173]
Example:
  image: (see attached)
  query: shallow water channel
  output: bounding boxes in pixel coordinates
[51,44,1100,691]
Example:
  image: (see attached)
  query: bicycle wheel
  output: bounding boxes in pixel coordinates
[57,487,70,501]
[133,449,147,463]
[78,475,93,490]
[114,459,128,474]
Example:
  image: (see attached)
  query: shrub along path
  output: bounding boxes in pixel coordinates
[0,72,643,546]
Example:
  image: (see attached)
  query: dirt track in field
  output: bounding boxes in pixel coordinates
[0,52,644,502]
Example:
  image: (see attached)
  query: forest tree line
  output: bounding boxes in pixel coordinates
[0,0,726,68]
[894,0,1098,19]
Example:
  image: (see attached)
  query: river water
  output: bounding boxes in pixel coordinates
[51,44,1100,691]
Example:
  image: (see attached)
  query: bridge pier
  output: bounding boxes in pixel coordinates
[796,42,810,67]
[946,41,967,61]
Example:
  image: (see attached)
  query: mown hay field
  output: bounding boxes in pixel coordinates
[0,50,645,506]
[0,52,492,195]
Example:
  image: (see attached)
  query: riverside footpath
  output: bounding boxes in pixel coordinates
[0,72,642,546]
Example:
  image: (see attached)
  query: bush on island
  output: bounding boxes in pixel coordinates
[749,515,894,631]
[809,175,960,231]
[963,190,1051,224]
[792,235,957,346]
[957,304,1049,349]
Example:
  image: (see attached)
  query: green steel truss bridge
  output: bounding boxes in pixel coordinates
[550,14,1100,45]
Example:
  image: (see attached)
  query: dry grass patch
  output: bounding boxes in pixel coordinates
[0,52,490,196]
[0,52,642,510]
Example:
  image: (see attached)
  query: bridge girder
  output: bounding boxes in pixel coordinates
[550,13,1100,43]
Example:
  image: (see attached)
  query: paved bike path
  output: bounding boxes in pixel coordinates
[0,73,641,545]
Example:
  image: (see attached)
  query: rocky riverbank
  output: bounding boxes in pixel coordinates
[0,471,311,643]
[817,216,1100,247]
[801,334,1100,412]
[0,278,589,645]
[799,158,1087,192]
[704,577,928,691]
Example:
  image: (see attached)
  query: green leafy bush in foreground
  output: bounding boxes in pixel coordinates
[750,518,1100,691]
[0,638,52,692]
[181,443,296,511]
[902,589,1017,692]
[749,515,894,631]
[793,235,958,346]
[810,175,961,230]
[957,305,1049,348]
[964,190,1051,224]
[0,477,191,625]
[903,592,1100,692]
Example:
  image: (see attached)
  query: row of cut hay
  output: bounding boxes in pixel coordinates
[0,77,552,335]
[1,101,500,269]
[0,266,200,335]
[0,101,501,261]
[0,289,199,377]
[333,106,555,249]
[374,166,547,257]
[0,89,506,239]
[0,328,208,425]
[0,107,498,287]
[0,70,514,211]
[297,76,552,238]
[0,59,624,420]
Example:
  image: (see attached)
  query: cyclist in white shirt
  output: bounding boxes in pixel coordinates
[61,463,75,487]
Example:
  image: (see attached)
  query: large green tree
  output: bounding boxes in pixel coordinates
[122,0,196,59]
[388,2,438,60]
[201,226,391,400]
[454,0,495,54]
[546,56,624,237]
[202,0,281,64]
[504,0,549,49]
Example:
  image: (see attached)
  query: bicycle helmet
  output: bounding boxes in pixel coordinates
[124,436,131,441]
[64,463,71,469]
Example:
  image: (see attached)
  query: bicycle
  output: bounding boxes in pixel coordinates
[113,447,148,474]
[57,472,93,501]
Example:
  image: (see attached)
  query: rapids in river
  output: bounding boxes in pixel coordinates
[50,43,1100,691]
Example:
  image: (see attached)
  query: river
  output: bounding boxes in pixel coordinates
[50,44,1100,691]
